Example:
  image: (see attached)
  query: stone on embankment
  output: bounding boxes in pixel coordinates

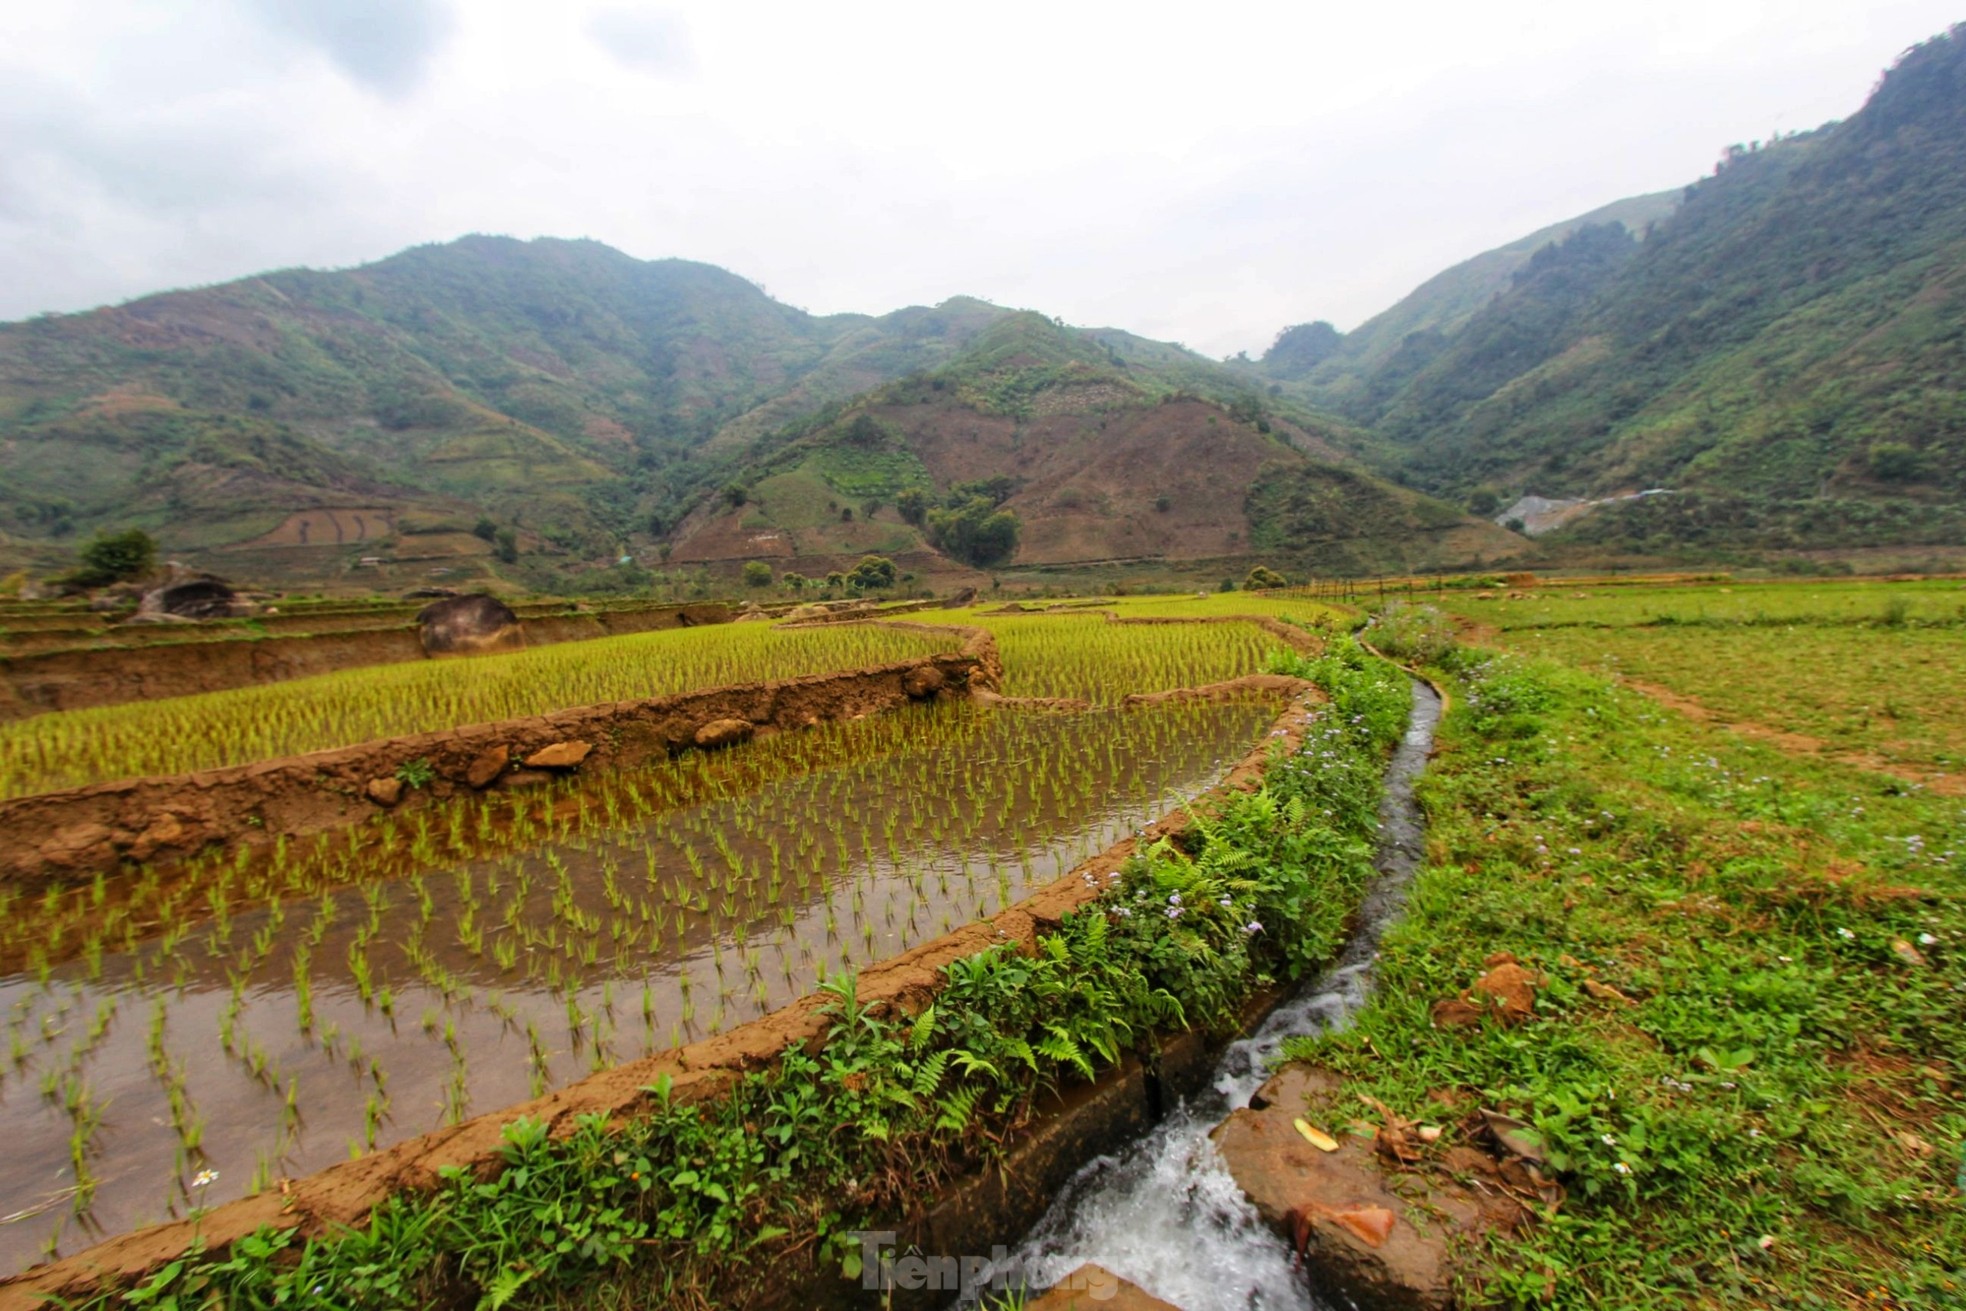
[464,744,510,788]
[1029,1264,1180,1310]
[138,577,242,621]
[416,593,524,656]
[1212,1066,1511,1311]
[365,777,403,807]
[693,717,753,749]
[903,664,946,698]
[1431,951,1539,1029]
[522,740,592,770]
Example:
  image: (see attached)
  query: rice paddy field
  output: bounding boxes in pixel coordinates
[0,623,951,800]
[1435,577,1966,779]
[0,604,1325,1274]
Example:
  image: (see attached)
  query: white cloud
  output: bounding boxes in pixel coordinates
[0,0,1958,355]
[587,8,694,77]
[243,0,456,97]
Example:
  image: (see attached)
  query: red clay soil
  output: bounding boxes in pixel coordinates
[0,678,1326,1311]
[0,623,997,886]
[0,604,732,719]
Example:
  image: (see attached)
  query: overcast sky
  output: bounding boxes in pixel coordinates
[1,1,1959,357]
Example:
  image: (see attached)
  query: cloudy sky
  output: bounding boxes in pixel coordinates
[2,1,1958,357]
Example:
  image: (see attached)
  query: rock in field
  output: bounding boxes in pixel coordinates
[1212,1066,1519,1310]
[693,718,754,749]
[465,744,510,788]
[1028,1264,1178,1309]
[417,594,524,656]
[522,740,592,769]
[366,777,403,807]
[903,665,946,698]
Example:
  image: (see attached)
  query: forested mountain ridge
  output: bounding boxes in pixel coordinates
[0,237,1027,562]
[1268,24,1966,552]
[0,236,1511,586]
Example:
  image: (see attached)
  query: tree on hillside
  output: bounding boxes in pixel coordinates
[896,489,928,526]
[926,497,1020,567]
[1244,565,1288,590]
[742,560,773,588]
[72,528,157,587]
[847,555,896,592]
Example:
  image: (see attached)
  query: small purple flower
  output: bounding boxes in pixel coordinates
[1166,906,1184,920]
[1244,921,1262,935]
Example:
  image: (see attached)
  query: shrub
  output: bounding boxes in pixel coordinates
[1244,565,1287,590]
[71,528,157,587]
[1368,601,1460,667]
[742,560,773,588]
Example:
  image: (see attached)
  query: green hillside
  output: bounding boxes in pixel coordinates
[1284,24,1966,553]
[1265,189,1680,392]
[0,238,1018,575]
[673,314,1517,578]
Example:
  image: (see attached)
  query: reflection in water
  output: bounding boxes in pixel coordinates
[0,698,1276,1273]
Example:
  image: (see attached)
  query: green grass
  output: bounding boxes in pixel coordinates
[1437,578,1966,774]
[1281,647,1965,1308]
[1438,578,1966,632]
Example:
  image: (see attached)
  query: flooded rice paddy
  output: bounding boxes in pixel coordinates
[0,696,1278,1272]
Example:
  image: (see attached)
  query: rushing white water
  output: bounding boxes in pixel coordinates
[968,682,1443,1310]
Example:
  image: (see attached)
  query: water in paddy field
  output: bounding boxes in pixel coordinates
[0,698,1277,1275]
[980,682,1442,1310]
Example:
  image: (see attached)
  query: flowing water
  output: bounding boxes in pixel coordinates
[979,681,1442,1309]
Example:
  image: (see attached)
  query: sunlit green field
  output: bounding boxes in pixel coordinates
[1436,578,1966,778]
[1440,576,1966,631]
[0,623,951,800]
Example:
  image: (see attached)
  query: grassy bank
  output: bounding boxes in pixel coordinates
[37,639,1410,1309]
[1284,621,1965,1307]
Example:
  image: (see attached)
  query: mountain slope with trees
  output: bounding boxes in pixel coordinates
[1271,24,1966,552]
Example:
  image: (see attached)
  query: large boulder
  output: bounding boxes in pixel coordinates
[137,578,242,621]
[417,593,525,656]
[1211,1066,1523,1311]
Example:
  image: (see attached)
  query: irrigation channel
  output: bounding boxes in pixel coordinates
[978,679,1443,1309]
[0,696,1277,1275]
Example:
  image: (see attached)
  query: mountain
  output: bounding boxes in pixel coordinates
[1279,24,1966,554]
[0,238,1027,567]
[671,313,1512,579]
[1264,189,1681,392]
[0,237,1512,588]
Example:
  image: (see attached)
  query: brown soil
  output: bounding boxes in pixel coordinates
[0,604,731,719]
[0,622,996,886]
[0,677,1326,1310]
